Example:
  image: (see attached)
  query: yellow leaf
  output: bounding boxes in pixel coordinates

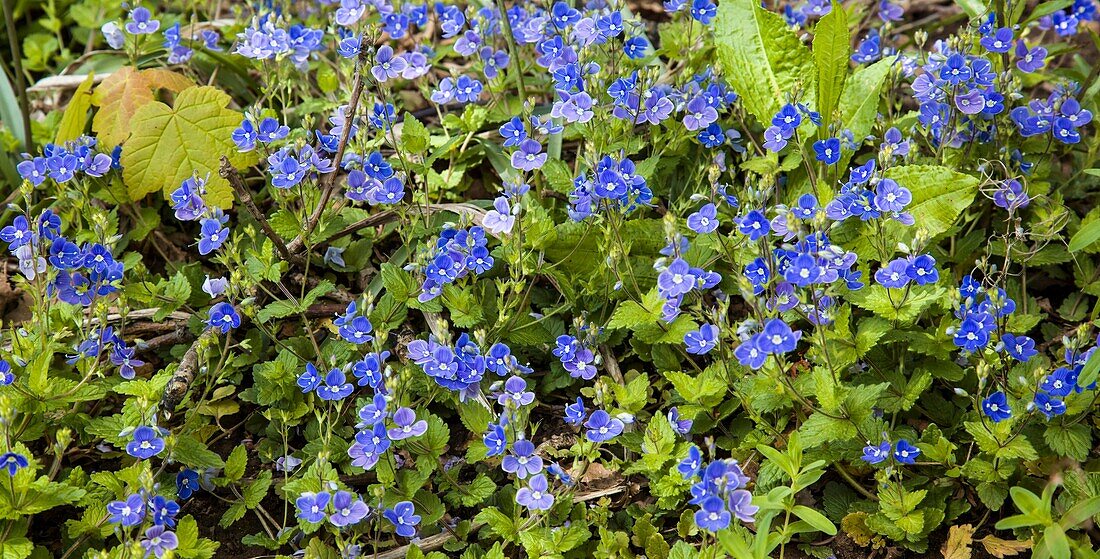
[90,67,194,147]
[941,524,974,559]
[141,68,194,93]
[55,73,96,143]
[120,86,255,209]
[980,535,1032,558]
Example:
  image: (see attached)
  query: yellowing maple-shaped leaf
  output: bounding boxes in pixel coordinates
[120,86,256,209]
[90,67,194,147]
[941,524,974,559]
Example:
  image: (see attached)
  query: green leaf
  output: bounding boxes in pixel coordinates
[813,4,850,133]
[224,446,247,482]
[715,0,816,126]
[608,290,664,330]
[243,470,272,508]
[885,165,980,239]
[256,300,298,323]
[953,0,989,19]
[1040,524,1070,559]
[475,507,517,540]
[837,55,894,163]
[1078,346,1100,387]
[1069,218,1100,253]
[401,113,430,154]
[1043,423,1091,461]
[56,73,96,143]
[172,435,225,470]
[793,504,838,535]
[120,85,258,208]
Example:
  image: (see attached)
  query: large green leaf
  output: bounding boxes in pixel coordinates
[838,56,894,154]
[884,165,979,239]
[120,86,256,208]
[715,0,816,126]
[813,4,850,134]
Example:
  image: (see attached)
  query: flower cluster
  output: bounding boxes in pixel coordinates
[679,447,758,532]
[417,226,493,301]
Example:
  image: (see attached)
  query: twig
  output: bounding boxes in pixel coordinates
[288,48,372,256]
[160,329,215,414]
[599,344,625,385]
[325,203,487,244]
[220,156,293,262]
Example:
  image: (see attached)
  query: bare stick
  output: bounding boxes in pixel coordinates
[287,48,372,255]
[220,156,293,261]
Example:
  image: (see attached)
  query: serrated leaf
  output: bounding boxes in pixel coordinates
[884,165,980,240]
[224,446,247,482]
[1043,422,1091,461]
[401,113,430,153]
[715,0,816,126]
[120,85,256,208]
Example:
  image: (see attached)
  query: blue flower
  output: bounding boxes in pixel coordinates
[176,469,200,499]
[684,324,718,355]
[498,117,527,147]
[813,137,842,165]
[861,441,891,464]
[0,359,14,386]
[296,492,330,523]
[755,319,801,354]
[329,491,369,527]
[140,525,178,559]
[667,407,693,435]
[737,210,770,240]
[694,496,730,531]
[940,54,971,83]
[516,474,555,511]
[784,253,822,287]
[383,501,421,537]
[125,7,160,35]
[980,27,1013,53]
[954,316,991,352]
[108,493,145,526]
[502,439,543,479]
[1002,334,1037,362]
[1034,392,1066,419]
[678,445,702,478]
[893,440,920,464]
[687,203,719,234]
[498,376,535,408]
[388,407,427,440]
[207,302,240,333]
[484,422,507,457]
[981,392,1011,423]
[564,397,587,426]
[197,218,228,255]
[0,452,28,476]
[127,426,165,459]
[150,496,179,527]
[1040,367,1077,398]
[584,410,624,442]
[905,254,939,285]
[875,258,911,289]
[734,335,767,370]
[317,368,354,401]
